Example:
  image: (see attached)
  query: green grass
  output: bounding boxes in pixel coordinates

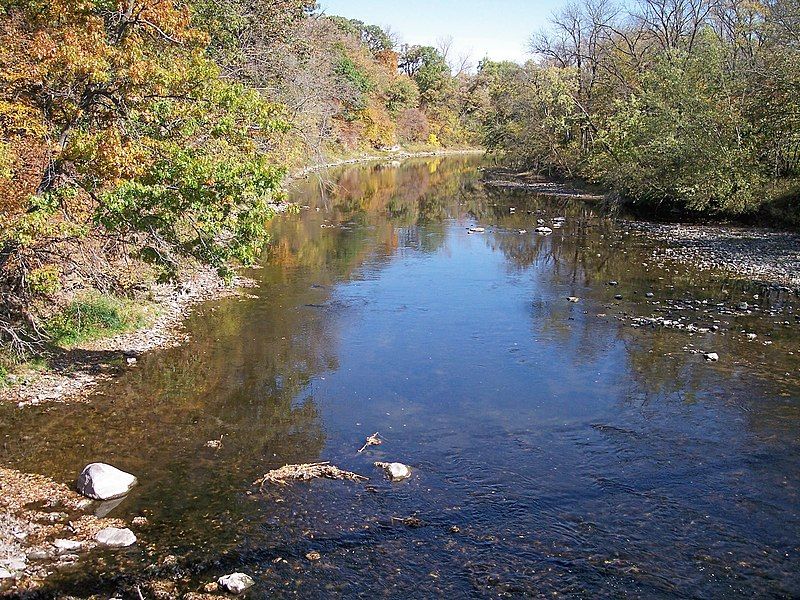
[46,294,153,348]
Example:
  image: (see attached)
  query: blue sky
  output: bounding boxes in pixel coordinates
[319,0,564,65]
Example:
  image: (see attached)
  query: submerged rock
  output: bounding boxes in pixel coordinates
[94,527,137,547]
[218,573,255,594]
[76,463,137,500]
[375,462,412,481]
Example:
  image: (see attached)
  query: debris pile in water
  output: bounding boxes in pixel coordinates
[358,432,382,453]
[254,462,368,488]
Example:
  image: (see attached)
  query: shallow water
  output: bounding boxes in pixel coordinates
[1,156,799,598]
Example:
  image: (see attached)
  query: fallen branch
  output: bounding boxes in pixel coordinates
[358,432,382,453]
[254,462,368,488]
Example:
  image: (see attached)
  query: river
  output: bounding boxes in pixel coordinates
[1,155,798,598]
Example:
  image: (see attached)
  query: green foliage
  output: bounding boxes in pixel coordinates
[329,16,394,54]
[400,46,451,106]
[45,294,152,348]
[594,50,766,213]
[385,77,420,114]
[482,0,800,220]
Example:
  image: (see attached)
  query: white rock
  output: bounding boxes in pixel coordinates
[0,568,13,579]
[218,573,255,594]
[704,352,720,362]
[535,227,553,235]
[468,226,485,234]
[568,297,580,303]
[94,527,137,548]
[76,463,137,500]
[0,557,26,572]
[376,462,412,481]
[53,539,83,553]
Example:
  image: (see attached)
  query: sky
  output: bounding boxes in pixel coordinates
[319,0,565,66]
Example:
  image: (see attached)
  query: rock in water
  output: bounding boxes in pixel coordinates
[375,462,412,481]
[535,226,553,235]
[218,573,255,594]
[76,463,137,500]
[568,297,580,303]
[94,527,137,548]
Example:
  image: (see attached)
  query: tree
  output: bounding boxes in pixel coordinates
[0,0,288,356]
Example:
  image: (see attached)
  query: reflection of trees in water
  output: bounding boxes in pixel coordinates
[482,189,800,412]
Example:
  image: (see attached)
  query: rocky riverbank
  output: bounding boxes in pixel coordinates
[0,467,136,593]
[627,221,800,291]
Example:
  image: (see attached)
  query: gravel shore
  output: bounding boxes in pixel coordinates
[627,222,800,290]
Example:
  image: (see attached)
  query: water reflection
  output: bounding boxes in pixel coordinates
[0,156,797,598]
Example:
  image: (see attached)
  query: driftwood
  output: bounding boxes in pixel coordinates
[254,462,368,488]
[358,432,382,453]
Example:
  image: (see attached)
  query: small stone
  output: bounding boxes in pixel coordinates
[218,573,255,594]
[747,333,757,340]
[95,527,137,547]
[202,582,219,593]
[132,516,149,526]
[704,352,720,362]
[608,281,619,286]
[614,294,623,300]
[306,551,321,561]
[535,226,553,235]
[645,292,654,298]
[468,226,485,234]
[568,297,580,303]
[0,568,13,579]
[126,357,137,365]
[53,539,83,553]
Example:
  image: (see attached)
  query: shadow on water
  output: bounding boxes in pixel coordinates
[1,156,798,598]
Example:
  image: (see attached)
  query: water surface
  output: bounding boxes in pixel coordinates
[1,156,799,598]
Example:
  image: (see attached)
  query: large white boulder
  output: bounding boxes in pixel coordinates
[76,463,137,500]
[218,573,255,594]
[94,527,137,548]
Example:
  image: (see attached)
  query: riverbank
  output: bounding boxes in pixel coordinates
[484,168,800,291]
[0,467,133,592]
[628,221,800,292]
[288,147,484,182]
[0,269,257,410]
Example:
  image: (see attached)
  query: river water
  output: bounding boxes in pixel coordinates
[1,156,799,598]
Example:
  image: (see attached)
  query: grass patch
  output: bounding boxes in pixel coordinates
[46,293,153,348]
